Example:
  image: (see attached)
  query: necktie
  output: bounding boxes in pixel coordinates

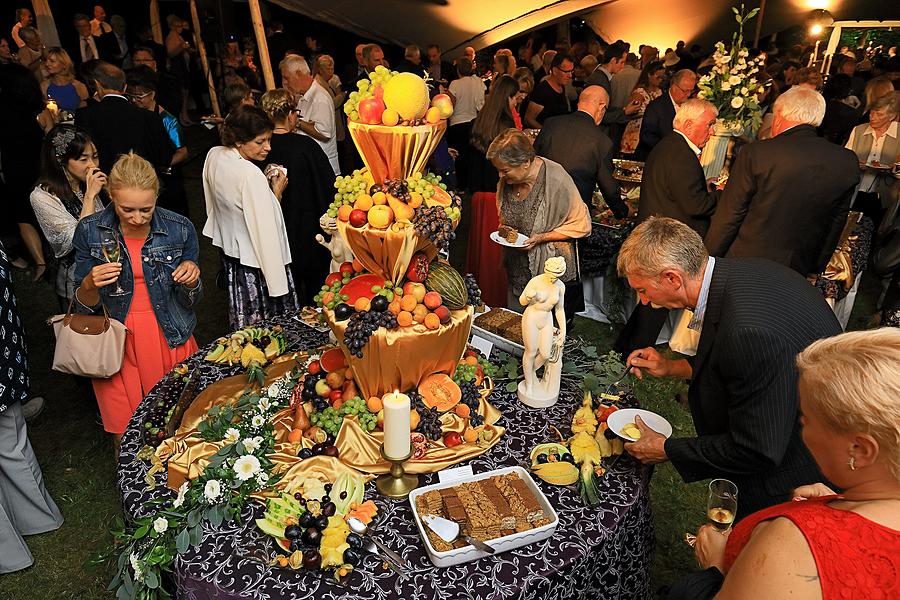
[83,38,95,61]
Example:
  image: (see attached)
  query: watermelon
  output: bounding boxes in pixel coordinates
[320,347,348,373]
[339,274,384,305]
[425,262,468,309]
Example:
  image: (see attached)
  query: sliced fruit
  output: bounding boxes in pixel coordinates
[532,461,579,486]
[320,347,348,373]
[418,373,461,412]
[529,442,569,466]
[339,274,385,305]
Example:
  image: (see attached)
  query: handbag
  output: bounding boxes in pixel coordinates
[48,297,127,378]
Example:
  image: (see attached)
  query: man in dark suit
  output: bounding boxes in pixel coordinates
[635,69,697,159]
[620,217,839,519]
[426,44,456,85]
[614,98,720,354]
[75,62,172,174]
[585,41,639,142]
[534,85,626,217]
[71,13,117,71]
[705,87,859,277]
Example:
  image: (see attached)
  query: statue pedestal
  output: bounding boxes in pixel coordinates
[517,380,559,409]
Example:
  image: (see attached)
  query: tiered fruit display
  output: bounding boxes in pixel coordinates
[344,67,454,126]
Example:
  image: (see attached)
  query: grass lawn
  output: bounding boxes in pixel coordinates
[0,128,879,598]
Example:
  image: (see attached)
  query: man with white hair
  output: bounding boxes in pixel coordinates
[636,68,698,159]
[280,54,340,176]
[705,86,859,276]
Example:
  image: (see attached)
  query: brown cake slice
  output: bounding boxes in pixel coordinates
[498,224,519,243]
[480,478,517,531]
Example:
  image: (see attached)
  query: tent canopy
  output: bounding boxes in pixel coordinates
[270,0,898,56]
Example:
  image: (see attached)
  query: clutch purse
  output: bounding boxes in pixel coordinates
[48,298,127,378]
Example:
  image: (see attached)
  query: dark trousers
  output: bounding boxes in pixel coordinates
[613,302,669,355]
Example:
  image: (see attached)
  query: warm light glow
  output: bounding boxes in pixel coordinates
[810,23,824,35]
[804,0,832,8]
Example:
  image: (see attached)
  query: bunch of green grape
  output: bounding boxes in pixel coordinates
[344,67,394,122]
[452,363,478,385]
[444,205,461,222]
[313,277,351,309]
[369,280,400,302]
[327,170,370,217]
[423,171,448,191]
[404,172,437,201]
[339,397,377,431]
[310,407,344,438]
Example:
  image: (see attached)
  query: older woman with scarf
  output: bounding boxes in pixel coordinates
[488,128,591,323]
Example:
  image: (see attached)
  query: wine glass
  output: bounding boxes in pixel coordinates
[707,479,738,531]
[100,231,126,296]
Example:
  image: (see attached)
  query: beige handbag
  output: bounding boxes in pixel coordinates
[48,299,127,378]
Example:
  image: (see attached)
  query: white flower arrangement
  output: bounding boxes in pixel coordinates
[233,455,262,481]
[153,517,169,533]
[242,436,263,453]
[204,479,223,503]
[223,427,240,445]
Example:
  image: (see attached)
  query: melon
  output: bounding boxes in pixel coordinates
[320,347,348,373]
[425,186,453,208]
[418,373,462,412]
[339,274,385,305]
[382,72,430,120]
[424,262,468,310]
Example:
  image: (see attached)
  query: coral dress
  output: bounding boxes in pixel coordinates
[92,236,198,434]
[724,496,900,599]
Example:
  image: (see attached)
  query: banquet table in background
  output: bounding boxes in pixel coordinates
[117,318,654,600]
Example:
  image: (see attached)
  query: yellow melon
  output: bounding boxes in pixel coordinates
[382,73,430,120]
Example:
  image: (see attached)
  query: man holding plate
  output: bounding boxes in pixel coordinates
[616,217,840,519]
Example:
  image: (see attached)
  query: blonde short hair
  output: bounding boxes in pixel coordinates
[108,152,159,198]
[46,47,76,80]
[259,88,296,124]
[796,328,900,480]
[617,216,708,278]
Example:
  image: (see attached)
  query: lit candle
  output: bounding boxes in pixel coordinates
[382,390,411,459]
[46,99,58,115]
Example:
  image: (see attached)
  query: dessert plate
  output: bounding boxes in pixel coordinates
[607,408,673,442]
[490,230,528,248]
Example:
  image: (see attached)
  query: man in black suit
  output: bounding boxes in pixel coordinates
[75,62,172,174]
[585,41,639,141]
[343,43,368,90]
[426,44,456,85]
[71,13,117,71]
[614,98,720,354]
[534,85,626,217]
[619,217,839,518]
[705,87,859,277]
[635,69,697,160]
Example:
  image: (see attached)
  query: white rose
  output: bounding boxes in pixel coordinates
[234,455,261,481]
[728,75,742,86]
[153,516,169,534]
[258,397,271,412]
[172,482,188,508]
[130,552,141,573]
[243,436,263,453]
[204,479,222,503]
[741,87,749,96]
[223,428,240,445]
[721,82,732,91]
[731,96,744,109]
[265,381,281,399]
[251,414,265,429]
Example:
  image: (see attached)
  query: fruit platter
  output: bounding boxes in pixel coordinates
[203,325,288,385]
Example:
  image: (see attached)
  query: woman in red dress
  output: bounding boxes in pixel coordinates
[678,328,900,599]
[73,153,202,455]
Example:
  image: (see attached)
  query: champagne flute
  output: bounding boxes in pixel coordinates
[707,479,738,531]
[100,231,126,296]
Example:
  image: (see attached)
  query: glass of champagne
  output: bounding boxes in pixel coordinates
[100,231,126,296]
[707,479,738,531]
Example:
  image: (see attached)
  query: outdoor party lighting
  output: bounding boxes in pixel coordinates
[807,8,834,36]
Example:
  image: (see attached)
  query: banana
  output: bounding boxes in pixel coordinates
[216,347,234,364]
[532,461,579,486]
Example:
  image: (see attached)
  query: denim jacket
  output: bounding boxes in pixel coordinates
[72,205,202,348]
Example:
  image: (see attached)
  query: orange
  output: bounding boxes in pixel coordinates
[409,409,420,430]
[367,396,383,412]
[337,204,353,222]
[371,191,387,205]
[322,291,335,305]
[454,403,470,418]
[353,194,373,211]
[288,428,304,443]
[424,312,440,330]
[463,427,478,443]
[409,191,424,208]
[352,259,364,273]
[399,294,417,312]
[354,297,371,312]
[464,355,478,366]
[397,310,413,327]
[388,299,401,315]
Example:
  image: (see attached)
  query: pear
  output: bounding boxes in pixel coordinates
[386,193,415,222]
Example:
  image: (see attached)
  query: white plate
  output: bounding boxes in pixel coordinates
[490,230,528,248]
[607,408,673,441]
[409,466,558,568]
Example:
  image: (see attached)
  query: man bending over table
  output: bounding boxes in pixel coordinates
[618,217,840,519]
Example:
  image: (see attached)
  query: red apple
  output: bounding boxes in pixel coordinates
[329,389,343,403]
[358,97,385,125]
[443,431,462,448]
[325,272,342,287]
[307,360,321,375]
[349,209,368,228]
[339,262,355,275]
[431,93,454,119]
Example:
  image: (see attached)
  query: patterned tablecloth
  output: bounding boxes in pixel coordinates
[117,318,654,600]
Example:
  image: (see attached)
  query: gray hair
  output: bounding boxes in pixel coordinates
[871,91,900,120]
[774,86,826,127]
[280,54,310,76]
[672,69,697,87]
[486,128,536,166]
[617,216,708,278]
[404,45,420,60]
[673,98,717,130]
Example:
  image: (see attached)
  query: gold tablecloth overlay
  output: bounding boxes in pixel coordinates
[336,220,436,284]
[155,347,503,493]
[324,305,474,400]
[347,121,447,183]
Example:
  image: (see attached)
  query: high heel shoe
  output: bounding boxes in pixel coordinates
[33,263,46,282]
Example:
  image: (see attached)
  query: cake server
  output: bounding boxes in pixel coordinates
[422,514,495,554]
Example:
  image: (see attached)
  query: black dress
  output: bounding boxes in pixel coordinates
[260,133,335,305]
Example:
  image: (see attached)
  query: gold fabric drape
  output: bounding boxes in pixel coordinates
[336,220,436,284]
[347,121,447,183]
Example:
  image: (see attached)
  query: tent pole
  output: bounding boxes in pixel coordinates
[189,0,221,116]
[30,0,61,47]
[150,0,164,44]
[753,0,766,48]
[248,0,275,90]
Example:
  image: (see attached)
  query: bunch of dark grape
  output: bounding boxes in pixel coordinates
[301,369,329,411]
[142,378,181,446]
[413,205,455,251]
[383,178,411,202]
[463,274,482,306]
[409,390,426,412]
[416,406,442,440]
[459,380,481,413]
[342,310,399,358]
[469,413,485,428]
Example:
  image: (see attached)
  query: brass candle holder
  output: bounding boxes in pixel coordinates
[375,445,419,499]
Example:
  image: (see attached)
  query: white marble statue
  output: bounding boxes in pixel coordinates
[517,256,566,408]
[316,214,355,273]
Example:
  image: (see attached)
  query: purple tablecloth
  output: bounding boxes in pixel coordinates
[117,319,653,600]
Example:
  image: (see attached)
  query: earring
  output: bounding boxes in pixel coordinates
[848,456,856,471]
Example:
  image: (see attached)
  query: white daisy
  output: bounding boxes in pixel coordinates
[251,414,265,429]
[153,516,168,534]
[204,479,222,503]
[242,436,263,453]
[234,455,261,481]
[223,428,240,445]
[731,96,744,109]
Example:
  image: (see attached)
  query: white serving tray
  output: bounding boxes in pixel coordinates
[472,307,525,357]
[408,466,558,568]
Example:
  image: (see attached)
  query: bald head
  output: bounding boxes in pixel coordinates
[578,85,609,125]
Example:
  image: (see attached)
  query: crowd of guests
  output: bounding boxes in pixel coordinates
[1,9,899,591]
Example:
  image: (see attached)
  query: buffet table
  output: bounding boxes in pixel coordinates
[117,318,653,600]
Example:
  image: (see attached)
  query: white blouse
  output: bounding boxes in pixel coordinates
[201,146,292,297]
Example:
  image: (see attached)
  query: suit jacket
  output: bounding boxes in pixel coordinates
[638,132,718,236]
[75,95,173,174]
[585,67,627,126]
[705,125,859,275]
[70,33,118,71]
[636,92,676,159]
[533,110,626,217]
[665,258,840,518]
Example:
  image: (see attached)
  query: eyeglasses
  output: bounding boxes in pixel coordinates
[128,91,152,101]
[554,67,574,74]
